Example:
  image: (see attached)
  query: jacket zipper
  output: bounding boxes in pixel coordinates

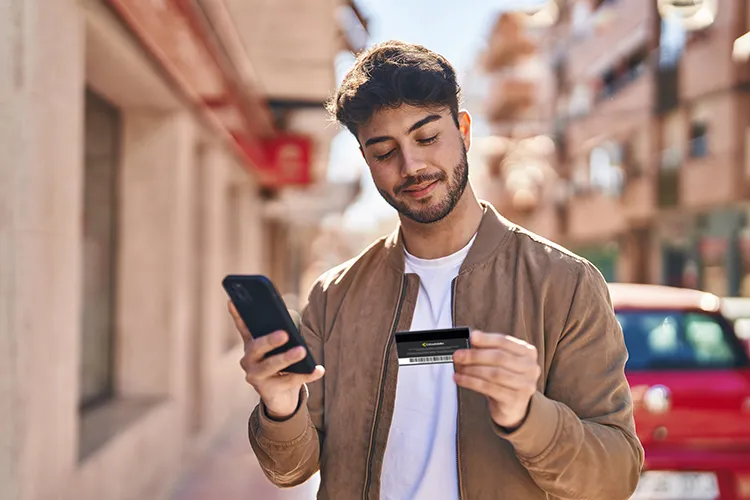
[451,277,464,500]
[363,274,408,500]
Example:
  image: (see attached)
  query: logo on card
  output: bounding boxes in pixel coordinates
[421,341,445,347]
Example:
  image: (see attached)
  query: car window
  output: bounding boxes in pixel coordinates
[616,311,743,371]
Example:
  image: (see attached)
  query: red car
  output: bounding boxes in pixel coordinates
[610,284,750,500]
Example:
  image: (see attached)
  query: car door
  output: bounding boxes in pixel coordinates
[618,310,750,450]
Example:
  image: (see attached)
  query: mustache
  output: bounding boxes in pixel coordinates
[395,172,446,195]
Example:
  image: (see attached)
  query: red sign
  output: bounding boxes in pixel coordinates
[233,134,313,187]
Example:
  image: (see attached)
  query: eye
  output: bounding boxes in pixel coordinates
[374,149,396,161]
[417,134,439,145]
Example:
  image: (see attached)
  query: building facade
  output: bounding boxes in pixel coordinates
[477,0,750,296]
[0,1,365,499]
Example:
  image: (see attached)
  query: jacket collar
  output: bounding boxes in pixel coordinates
[384,201,515,273]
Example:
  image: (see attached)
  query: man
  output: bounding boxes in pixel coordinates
[231,41,644,500]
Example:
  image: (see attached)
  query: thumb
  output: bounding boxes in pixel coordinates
[303,365,325,384]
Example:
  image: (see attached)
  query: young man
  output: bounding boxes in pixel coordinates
[231,41,644,499]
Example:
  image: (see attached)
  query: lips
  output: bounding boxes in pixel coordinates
[403,180,438,198]
[407,179,438,191]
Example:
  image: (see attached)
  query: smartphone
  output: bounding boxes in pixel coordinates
[223,274,316,374]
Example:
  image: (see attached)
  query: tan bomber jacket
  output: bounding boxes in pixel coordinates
[248,202,644,500]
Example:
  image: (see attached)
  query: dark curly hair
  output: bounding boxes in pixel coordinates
[326,40,463,139]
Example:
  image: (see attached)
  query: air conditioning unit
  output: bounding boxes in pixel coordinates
[657,0,717,30]
[657,0,705,18]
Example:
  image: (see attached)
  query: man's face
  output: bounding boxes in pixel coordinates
[358,105,471,224]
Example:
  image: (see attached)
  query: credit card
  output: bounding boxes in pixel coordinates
[395,327,471,366]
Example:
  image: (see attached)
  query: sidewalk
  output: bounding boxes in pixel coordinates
[170,411,320,500]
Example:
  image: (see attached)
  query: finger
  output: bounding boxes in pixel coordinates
[453,348,536,374]
[249,346,308,380]
[286,365,326,386]
[246,330,289,362]
[241,331,289,370]
[453,373,514,402]
[470,331,537,357]
[228,301,252,343]
[454,365,535,391]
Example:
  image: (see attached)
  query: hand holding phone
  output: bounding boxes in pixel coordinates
[224,275,324,419]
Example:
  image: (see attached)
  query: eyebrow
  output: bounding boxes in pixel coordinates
[363,114,443,148]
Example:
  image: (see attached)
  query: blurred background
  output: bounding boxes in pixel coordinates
[1,0,749,499]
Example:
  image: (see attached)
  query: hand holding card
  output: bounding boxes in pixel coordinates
[452,330,541,431]
[396,327,471,366]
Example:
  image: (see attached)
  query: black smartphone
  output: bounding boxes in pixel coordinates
[222,274,316,374]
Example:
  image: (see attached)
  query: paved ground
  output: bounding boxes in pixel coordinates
[170,411,320,500]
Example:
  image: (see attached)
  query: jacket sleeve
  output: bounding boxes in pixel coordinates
[493,261,644,500]
[247,280,326,488]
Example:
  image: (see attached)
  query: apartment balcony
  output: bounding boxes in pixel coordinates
[595,68,654,120]
[493,190,564,243]
[567,191,627,242]
[486,78,537,122]
[566,73,653,159]
[567,0,654,82]
[680,5,738,100]
[483,12,538,72]
[224,0,357,102]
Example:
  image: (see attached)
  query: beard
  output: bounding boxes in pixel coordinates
[377,143,469,224]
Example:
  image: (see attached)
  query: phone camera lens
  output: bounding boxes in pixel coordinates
[231,285,252,303]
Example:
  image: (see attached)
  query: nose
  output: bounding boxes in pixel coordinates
[399,146,427,178]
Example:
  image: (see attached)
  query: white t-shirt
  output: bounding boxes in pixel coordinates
[380,235,476,500]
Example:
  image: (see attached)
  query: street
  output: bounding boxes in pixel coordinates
[170,411,320,500]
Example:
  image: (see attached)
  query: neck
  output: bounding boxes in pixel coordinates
[400,185,484,260]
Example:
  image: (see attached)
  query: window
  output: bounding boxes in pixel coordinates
[596,45,649,101]
[589,141,624,197]
[80,90,121,409]
[616,311,747,371]
[689,103,709,158]
[689,121,708,158]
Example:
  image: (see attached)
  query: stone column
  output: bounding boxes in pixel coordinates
[0,1,85,499]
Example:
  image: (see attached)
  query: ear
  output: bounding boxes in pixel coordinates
[458,110,472,152]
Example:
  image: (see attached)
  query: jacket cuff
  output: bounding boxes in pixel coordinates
[256,385,310,443]
[492,391,561,461]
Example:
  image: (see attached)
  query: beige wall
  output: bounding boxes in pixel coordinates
[1,1,86,498]
[0,2,265,500]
